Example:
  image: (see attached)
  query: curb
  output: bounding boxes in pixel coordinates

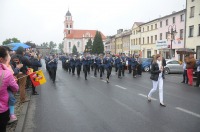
[15,95,31,132]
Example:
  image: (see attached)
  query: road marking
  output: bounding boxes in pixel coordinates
[138,93,157,101]
[115,85,127,90]
[176,107,200,118]
[90,76,96,78]
[102,80,107,83]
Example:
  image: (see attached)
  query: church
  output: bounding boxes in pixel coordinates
[63,10,106,54]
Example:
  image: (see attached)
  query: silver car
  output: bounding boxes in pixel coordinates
[164,60,183,74]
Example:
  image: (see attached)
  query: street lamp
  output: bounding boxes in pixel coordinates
[168,25,177,59]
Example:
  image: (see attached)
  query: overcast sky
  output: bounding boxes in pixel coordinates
[0,0,186,45]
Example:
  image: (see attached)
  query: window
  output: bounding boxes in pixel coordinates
[166,19,168,26]
[77,42,80,47]
[160,21,162,27]
[70,25,72,28]
[166,32,168,39]
[198,24,200,36]
[192,0,194,2]
[160,33,162,40]
[155,24,157,29]
[147,26,149,31]
[180,14,184,21]
[173,17,175,24]
[190,6,195,18]
[147,37,149,44]
[68,30,70,34]
[155,35,157,41]
[180,29,184,39]
[189,25,194,37]
[69,42,71,47]
[143,28,144,32]
[139,38,141,44]
[151,36,153,43]
[151,25,153,30]
[143,37,145,44]
[66,25,68,28]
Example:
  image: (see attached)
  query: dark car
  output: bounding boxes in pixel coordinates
[141,58,153,72]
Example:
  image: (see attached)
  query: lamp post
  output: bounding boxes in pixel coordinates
[168,25,177,59]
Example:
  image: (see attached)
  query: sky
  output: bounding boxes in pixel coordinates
[0,0,186,45]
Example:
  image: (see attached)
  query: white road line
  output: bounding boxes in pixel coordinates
[115,85,127,90]
[138,93,157,101]
[176,107,200,118]
[90,76,96,78]
[102,80,107,83]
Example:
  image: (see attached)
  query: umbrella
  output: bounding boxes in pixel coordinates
[7,43,31,51]
[176,48,196,54]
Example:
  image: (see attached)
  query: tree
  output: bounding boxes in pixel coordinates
[84,38,92,53]
[2,38,20,45]
[72,45,78,55]
[40,42,49,47]
[58,42,64,53]
[24,41,36,48]
[49,41,57,49]
[92,31,104,54]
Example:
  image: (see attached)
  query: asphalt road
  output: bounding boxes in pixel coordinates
[23,60,200,132]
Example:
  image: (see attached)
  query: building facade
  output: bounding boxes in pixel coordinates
[63,10,106,54]
[158,9,186,60]
[140,19,159,58]
[185,0,200,59]
[130,22,144,55]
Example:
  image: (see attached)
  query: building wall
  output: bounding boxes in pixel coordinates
[122,35,130,55]
[186,0,200,59]
[111,38,116,54]
[115,36,122,54]
[130,25,142,54]
[140,20,159,58]
[158,10,185,60]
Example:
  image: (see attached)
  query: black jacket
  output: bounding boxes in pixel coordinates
[150,62,161,81]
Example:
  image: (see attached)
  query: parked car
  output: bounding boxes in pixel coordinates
[141,58,153,72]
[164,60,183,74]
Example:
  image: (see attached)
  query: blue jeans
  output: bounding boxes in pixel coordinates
[8,90,16,106]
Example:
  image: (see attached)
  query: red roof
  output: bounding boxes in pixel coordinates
[65,29,106,40]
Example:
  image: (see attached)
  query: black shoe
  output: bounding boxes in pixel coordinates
[194,85,199,87]
[85,78,87,80]
[106,78,109,83]
[32,92,39,95]
[160,103,166,107]
[147,96,151,102]
[181,81,184,83]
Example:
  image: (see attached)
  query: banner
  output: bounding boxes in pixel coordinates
[29,70,46,87]
[26,68,34,75]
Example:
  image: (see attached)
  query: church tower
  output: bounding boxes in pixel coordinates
[64,10,73,35]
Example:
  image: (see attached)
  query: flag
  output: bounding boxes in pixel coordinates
[29,70,46,87]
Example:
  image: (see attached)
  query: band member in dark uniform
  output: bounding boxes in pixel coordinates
[127,54,132,74]
[135,54,142,76]
[115,54,123,78]
[131,54,138,78]
[82,54,89,80]
[121,53,126,76]
[104,53,111,83]
[70,55,76,75]
[98,54,104,79]
[93,54,99,77]
[75,55,82,77]
[48,54,58,83]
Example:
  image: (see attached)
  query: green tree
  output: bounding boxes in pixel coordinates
[2,38,20,45]
[58,42,64,53]
[72,45,78,55]
[40,42,49,47]
[24,41,36,48]
[85,38,92,53]
[92,31,104,54]
[49,41,57,49]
